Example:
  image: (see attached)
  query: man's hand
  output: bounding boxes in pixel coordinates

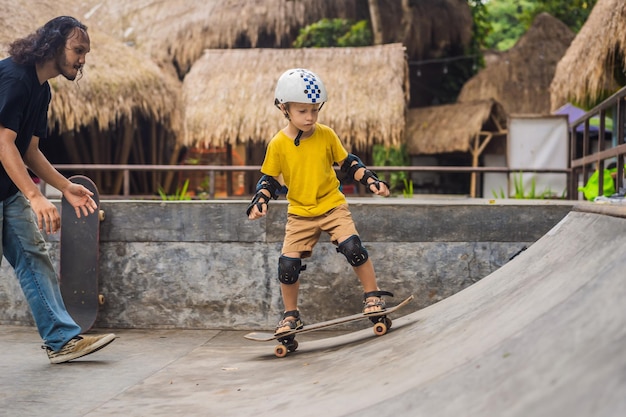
[29,195,62,234]
[62,183,97,218]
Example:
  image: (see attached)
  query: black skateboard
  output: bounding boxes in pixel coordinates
[244,295,414,357]
[59,175,105,333]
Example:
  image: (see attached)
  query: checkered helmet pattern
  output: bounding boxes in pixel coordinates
[274,68,328,105]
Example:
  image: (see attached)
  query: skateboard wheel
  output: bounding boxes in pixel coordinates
[274,344,288,358]
[98,210,105,221]
[98,294,105,305]
[373,321,388,336]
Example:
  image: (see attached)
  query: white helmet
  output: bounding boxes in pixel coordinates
[274,68,328,105]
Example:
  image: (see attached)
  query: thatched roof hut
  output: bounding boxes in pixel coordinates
[77,0,365,79]
[405,99,507,155]
[458,13,574,115]
[405,99,508,197]
[0,1,184,194]
[550,0,626,110]
[46,30,181,134]
[0,1,181,135]
[77,0,471,80]
[182,43,409,151]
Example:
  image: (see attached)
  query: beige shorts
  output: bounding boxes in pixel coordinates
[282,204,358,258]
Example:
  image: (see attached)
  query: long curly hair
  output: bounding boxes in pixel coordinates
[8,16,88,66]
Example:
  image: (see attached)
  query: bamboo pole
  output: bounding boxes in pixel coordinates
[61,131,81,165]
[112,117,135,195]
[150,119,158,192]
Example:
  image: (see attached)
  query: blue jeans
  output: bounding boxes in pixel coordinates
[0,193,81,351]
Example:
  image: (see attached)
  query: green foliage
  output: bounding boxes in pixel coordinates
[372,144,410,194]
[492,173,565,199]
[518,0,597,33]
[492,187,507,199]
[293,18,372,48]
[337,20,372,47]
[402,178,414,198]
[468,0,490,67]
[158,179,191,201]
[482,0,597,51]
[484,0,534,51]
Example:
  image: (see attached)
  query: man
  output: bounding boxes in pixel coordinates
[0,16,116,364]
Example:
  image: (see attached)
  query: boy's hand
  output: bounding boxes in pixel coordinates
[247,202,268,220]
[367,180,390,197]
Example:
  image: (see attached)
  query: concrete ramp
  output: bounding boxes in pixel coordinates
[3,208,625,416]
[85,208,625,416]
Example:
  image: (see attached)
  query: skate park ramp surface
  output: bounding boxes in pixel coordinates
[2,207,626,417]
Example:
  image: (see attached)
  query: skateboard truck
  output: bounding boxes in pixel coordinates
[275,335,299,358]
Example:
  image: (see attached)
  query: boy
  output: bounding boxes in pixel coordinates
[247,68,392,335]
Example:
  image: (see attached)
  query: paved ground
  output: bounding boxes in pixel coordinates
[1,209,625,417]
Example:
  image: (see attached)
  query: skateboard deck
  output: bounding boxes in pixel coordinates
[245,294,414,357]
[59,175,103,333]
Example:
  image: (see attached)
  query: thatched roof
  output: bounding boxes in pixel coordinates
[405,99,507,155]
[77,0,471,79]
[0,0,182,134]
[182,43,409,150]
[47,29,182,133]
[76,0,364,78]
[458,13,574,115]
[550,0,626,110]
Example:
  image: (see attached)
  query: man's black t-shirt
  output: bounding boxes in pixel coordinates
[0,57,51,200]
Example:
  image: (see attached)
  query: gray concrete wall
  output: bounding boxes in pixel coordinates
[0,198,574,330]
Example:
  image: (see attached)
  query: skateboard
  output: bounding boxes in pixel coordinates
[59,175,105,333]
[244,294,414,357]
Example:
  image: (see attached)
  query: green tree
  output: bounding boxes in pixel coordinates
[484,0,534,50]
[518,0,597,32]
[483,0,597,51]
[293,18,372,48]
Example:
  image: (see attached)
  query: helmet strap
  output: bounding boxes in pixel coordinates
[294,130,303,146]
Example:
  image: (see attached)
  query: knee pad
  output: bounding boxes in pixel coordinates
[278,255,304,284]
[337,235,369,267]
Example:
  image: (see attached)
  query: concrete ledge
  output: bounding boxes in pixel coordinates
[0,198,574,330]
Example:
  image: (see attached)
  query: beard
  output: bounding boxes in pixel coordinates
[55,53,83,81]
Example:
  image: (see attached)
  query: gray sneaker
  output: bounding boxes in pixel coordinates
[44,333,117,364]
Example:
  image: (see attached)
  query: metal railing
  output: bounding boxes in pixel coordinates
[568,87,626,199]
[51,163,569,199]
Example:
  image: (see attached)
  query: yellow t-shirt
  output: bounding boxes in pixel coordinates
[261,123,349,217]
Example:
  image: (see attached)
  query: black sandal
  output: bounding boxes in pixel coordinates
[274,310,304,335]
[363,291,394,315]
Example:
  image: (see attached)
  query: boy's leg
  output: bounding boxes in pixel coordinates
[274,214,319,335]
[324,206,391,314]
[353,260,390,314]
[352,259,378,293]
[275,252,303,335]
[280,277,300,312]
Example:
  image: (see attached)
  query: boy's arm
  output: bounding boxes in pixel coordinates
[246,174,283,219]
[339,154,390,197]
